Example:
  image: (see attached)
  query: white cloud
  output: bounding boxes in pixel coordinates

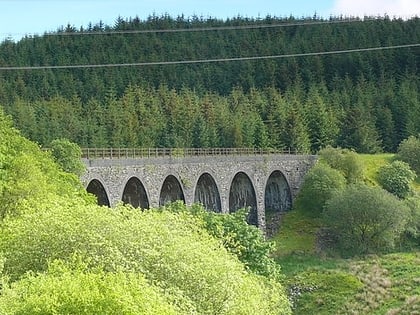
[331,0,420,18]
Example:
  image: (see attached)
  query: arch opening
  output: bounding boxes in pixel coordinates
[229,172,258,226]
[159,175,185,206]
[122,177,149,209]
[194,173,221,212]
[86,179,110,207]
[264,170,292,236]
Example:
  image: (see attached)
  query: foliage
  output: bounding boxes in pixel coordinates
[403,196,420,247]
[318,146,365,184]
[50,138,85,176]
[358,153,394,185]
[1,17,420,153]
[377,160,416,199]
[323,185,409,256]
[397,135,420,175]
[0,202,291,314]
[0,109,89,219]
[274,207,420,314]
[0,259,178,315]
[272,153,420,314]
[164,202,282,280]
[295,163,346,217]
[0,108,291,314]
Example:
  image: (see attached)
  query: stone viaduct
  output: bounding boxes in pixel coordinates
[81,148,316,231]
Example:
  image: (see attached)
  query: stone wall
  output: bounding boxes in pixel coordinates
[81,154,317,230]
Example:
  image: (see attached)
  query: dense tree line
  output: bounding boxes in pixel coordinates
[2,79,419,153]
[0,15,419,152]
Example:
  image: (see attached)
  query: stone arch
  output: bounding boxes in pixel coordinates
[264,170,292,236]
[122,177,150,209]
[229,172,258,226]
[194,172,222,212]
[86,179,110,207]
[159,175,185,206]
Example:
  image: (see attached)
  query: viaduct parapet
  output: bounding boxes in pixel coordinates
[81,149,316,231]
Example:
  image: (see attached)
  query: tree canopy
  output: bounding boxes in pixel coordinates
[0,15,419,153]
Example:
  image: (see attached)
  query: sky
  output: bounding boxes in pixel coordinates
[0,0,419,41]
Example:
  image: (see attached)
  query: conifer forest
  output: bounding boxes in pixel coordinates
[0,15,419,152]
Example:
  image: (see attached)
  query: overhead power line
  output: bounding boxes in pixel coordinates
[2,17,379,39]
[42,18,371,36]
[0,43,418,71]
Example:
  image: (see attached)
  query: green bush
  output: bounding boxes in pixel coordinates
[403,196,420,247]
[0,202,291,314]
[397,135,420,175]
[323,185,409,256]
[50,138,85,176]
[295,163,346,217]
[0,259,177,315]
[318,146,365,184]
[0,111,89,219]
[165,202,282,280]
[377,160,416,199]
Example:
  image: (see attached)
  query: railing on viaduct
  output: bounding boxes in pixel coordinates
[81,147,301,159]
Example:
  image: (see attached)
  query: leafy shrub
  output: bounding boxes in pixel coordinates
[165,202,282,280]
[0,259,178,315]
[397,135,420,175]
[403,196,420,247]
[50,138,85,176]
[323,185,409,256]
[318,146,364,184]
[0,110,88,219]
[377,160,416,199]
[295,163,346,217]
[0,202,291,314]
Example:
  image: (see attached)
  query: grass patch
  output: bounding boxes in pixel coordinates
[373,252,420,314]
[276,254,341,276]
[359,153,394,185]
[360,153,420,193]
[270,210,322,257]
[273,211,364,315]
[287,268,364,315]
[277,251,420,315]
[413,177,420,191]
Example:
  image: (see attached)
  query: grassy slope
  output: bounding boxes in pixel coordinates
[273,154,420,315]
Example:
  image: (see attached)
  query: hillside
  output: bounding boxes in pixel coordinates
[0,15,419,153]
[273,153,420,314]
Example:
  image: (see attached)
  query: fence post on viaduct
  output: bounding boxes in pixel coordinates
[81,149,317,233]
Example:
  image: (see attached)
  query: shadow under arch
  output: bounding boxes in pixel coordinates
[194,172,221,212]
[229,172,258,226]
[86,179,110,207]
[159,175,185,206]
[122,177,150,209]
[264,170,292,236]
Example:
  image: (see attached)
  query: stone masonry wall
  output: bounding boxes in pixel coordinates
[81,154,317,231]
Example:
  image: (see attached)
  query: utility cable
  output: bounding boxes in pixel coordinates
[1,17,381,38]
[0,43,418,71]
